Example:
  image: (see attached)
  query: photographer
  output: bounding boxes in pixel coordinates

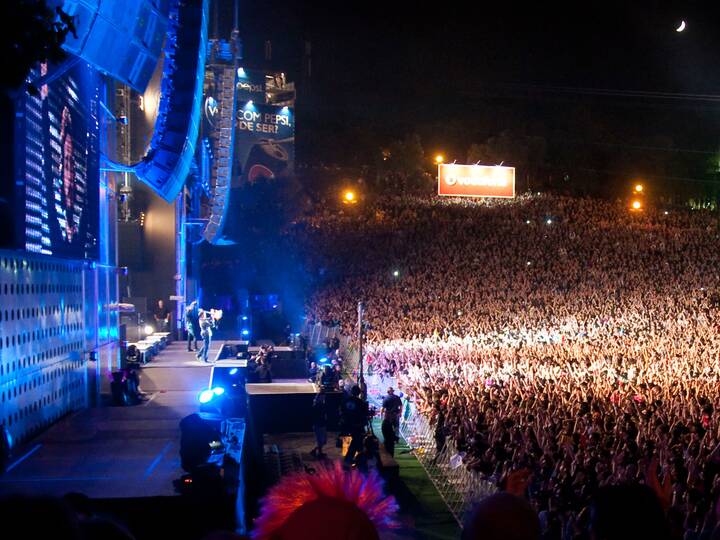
[340,385,369,467]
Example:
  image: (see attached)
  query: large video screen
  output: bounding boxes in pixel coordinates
[16,60,100,259]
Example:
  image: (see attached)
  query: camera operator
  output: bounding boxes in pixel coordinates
[320,364,339,392]
[340,385,369,467]
[380,386,402,456]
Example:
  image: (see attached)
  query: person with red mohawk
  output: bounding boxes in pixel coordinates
[251,462,399,540]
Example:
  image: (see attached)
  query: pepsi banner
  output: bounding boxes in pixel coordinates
[234,101,294,185]
[236,67,266,103]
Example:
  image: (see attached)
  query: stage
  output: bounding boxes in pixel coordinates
[0,341,218,498]
[245,380,317,395]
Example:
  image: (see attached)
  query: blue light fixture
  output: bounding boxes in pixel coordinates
[229,368,238,375]
[241,316,248,321]
[241,329,250,336]
[199,389,215,404]
[213,387,225,396]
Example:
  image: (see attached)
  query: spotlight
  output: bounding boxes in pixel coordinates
[634,183,644,193]
[199,389,215,404]
[144,324,154,335]
[241,316,248,321]
[546,219,552,225]
[435,154,444,164]
[237,67,246,77]
[631,200,642,210]
[392,270,399,277]
[241,329,250,336]
[229,368,238,376]
[213,387,225,396]
[526,220,531,224]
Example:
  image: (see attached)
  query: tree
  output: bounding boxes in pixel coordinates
[0,0,76,96]
[467,130,546,193]
[378,134,426,192]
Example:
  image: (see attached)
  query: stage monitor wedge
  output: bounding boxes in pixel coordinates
[56,0,170,92]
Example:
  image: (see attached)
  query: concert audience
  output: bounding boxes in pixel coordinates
[299,193,720,539]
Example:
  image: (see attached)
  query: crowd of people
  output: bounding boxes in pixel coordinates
[299,193,720,539]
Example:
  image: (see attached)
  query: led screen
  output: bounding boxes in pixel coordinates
[17,60,100,259]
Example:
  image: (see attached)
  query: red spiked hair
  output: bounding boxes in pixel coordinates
[252,462,399,539]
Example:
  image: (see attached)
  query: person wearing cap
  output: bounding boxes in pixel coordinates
[381,387,402,456]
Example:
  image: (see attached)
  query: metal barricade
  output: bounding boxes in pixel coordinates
[365,373,497,527]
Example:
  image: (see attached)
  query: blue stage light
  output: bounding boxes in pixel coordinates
[213,387,225,396]
[229,368,238,375]
[242,329,249,336]
[242,316,248,321]
[199,389,215,404]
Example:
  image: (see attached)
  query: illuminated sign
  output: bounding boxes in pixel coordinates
[204,96,219,127]
[236,67,266,102]
[438,164,515,198]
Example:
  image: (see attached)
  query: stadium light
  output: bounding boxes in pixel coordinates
[435,154,444,164]
[342,190,358,204]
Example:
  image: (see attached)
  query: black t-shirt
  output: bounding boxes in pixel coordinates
[155,306,170,320]
[341,396,368,431]
[382,394,402,421]
[312,401,327,427]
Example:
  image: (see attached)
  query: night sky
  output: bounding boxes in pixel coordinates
[225,1,720,171]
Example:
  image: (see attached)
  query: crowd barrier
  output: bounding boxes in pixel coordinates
[364,373,497,527]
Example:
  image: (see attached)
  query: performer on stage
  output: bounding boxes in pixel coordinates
[185,300,200,352]
[196,309,219,363]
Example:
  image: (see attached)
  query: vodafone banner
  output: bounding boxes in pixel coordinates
[438,164,515,198]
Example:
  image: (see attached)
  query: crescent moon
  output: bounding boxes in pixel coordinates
[676,20,686,32]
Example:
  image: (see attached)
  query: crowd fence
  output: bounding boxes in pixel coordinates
[364,372,497,527]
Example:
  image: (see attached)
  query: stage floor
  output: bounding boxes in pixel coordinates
[245,380,317,395]
[0,341,218,498]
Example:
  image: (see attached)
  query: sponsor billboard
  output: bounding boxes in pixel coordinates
[234,101,294,185]
[236,67,266,103]
[438,164,515,198]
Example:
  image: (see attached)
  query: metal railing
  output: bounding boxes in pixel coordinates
[301,320,343,347]
[365,373,497,527]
